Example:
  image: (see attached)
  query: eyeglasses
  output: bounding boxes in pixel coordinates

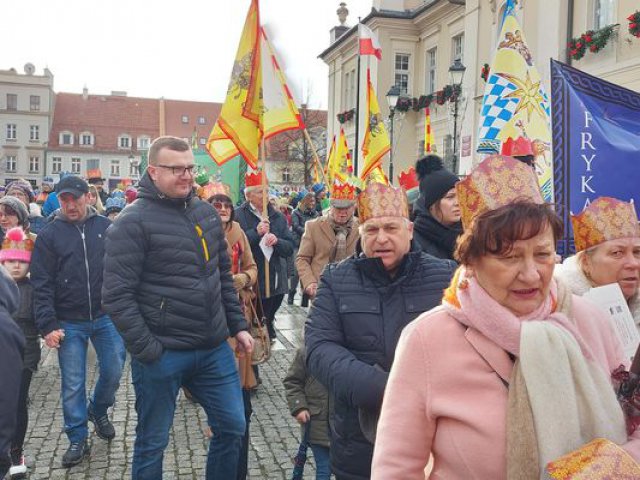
[155,164,196,176]
[213,201,233,211]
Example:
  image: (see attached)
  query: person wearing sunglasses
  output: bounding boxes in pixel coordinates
[103,136,253,480]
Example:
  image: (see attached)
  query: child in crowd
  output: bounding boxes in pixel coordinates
[0,227,40,479]
[283,346,331,480]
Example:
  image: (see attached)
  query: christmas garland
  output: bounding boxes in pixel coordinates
[337,108,355,124]
[629,11,640,38]
[568,24,618,61]
[393,84,461,113]
[480,63,490,82]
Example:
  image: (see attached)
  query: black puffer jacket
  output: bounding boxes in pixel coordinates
[102,173,246,364]
[291,207,318,247]
[305,246,455,480]
[31,208,111,335]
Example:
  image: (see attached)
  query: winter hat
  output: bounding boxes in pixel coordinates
[0,196,30,228]
[124,186,138,204]
[0,227,34,263]
[415,154,459,210]
[6,179,35,203]
[105,197,126,215]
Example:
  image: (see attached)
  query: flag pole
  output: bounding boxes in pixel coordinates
[303,128,328,186]
[353,19,362,177]
[260,138,270,298]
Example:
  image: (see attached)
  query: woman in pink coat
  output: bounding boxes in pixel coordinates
[371,155,640,479]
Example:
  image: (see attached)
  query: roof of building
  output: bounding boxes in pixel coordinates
[162,98,221,145]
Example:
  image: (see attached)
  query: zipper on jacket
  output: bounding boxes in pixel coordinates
[76,224,94,321]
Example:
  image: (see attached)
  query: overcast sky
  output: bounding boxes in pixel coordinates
[4,0,373,109]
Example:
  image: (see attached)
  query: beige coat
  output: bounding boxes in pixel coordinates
[295,215,359,290]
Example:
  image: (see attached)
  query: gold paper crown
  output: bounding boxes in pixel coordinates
[200,182,231,200]
[571,197,639,252]
[456,155,543,229]
[330,181,356,201]
[398,167,419,192]
[357,182,409,223]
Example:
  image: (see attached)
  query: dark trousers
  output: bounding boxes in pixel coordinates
[261,294,284,340]
[237,389,253,480]
[10,369,34,458]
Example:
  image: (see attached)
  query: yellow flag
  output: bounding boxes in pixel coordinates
[324,135,336,180]
[329,128,352,184]
[365,166,389,186]
[361,69,390,181]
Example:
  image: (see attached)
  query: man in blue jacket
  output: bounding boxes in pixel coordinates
[30,175,125,468]
[305,182,456,480]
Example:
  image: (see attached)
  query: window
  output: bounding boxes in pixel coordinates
[137,136,150,150]
[6,94,17,111]
[71,158,81,174]
[6,124,16,140]
[52,157,62,174]
[129,160,138,176]
[110,159,120,176]
[30,95,40,111]
[29,156,40,173]
[60,132,73,145]
[394,53,410,94]
[594,0,615,29]
[87,158,100,171]
[426,48,437,94]
[181,115,189,124]
[5,156,16,173]
[30,125,39,141]
[282,167,291,183]
[198,116,206,125]
[199,137,206,146]
[452,34,464,62]
[118,135,131,148]
[80,133,93,146]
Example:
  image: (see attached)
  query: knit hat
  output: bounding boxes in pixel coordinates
[0,196,30,228]
[415,155,459,210]
[0,227,33,263]
[105,197,126,215]
[124,186,138,204]
[6,179,35,203]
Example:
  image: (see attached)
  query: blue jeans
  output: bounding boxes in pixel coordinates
[58,315,126,444]
[130,342,245,480]
[310,444,331,480]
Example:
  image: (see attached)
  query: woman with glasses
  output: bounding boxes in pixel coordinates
[206,182,258,480]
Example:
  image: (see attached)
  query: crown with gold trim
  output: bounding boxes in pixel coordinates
[200,182,231,201]
[571,197,639,252]
[357,182,409,223]
[245,170,268,190]
[456,155,543,230]
[329,180,357,207]
[501,136,533,157]
[398,167,420,204]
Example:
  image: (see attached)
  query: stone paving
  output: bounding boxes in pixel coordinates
[20,303,321,479]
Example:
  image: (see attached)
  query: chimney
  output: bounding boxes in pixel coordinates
[330,2,350,43]
[111,91,127,97]
[82,86,88,100]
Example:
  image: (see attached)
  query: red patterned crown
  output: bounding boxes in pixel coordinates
[245,170,268,189]
[571,197,639,252]
[398,167,419,192]
[357,182,409,223]
[456,155,543,229]
[330,181,356,202]
[501,136,533,157]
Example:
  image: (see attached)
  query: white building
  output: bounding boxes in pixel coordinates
[0,64,54,186]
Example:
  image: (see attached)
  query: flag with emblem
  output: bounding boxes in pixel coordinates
[328,128,352,184]
[476,0,553,202]
[360,69,390,181]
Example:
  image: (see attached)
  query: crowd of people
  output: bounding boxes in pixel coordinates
[1,135,640,479]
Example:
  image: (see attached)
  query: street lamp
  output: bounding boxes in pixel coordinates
[448,58,466,174]
[128,154,140,182]
[386,85,401,184]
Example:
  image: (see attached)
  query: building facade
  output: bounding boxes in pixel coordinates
[321,0,640,179]
[0,64,54,186]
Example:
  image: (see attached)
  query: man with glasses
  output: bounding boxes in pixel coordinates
[102,136,253,479]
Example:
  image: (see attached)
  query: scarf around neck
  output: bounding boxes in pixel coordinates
[443,267,627,479]
[413,212,462,259]
[328,214,354,263]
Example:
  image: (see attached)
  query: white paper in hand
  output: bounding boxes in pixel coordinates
[259,235,274,262]
[584,283,640,361]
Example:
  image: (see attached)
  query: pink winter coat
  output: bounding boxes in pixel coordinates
[371,295,640,479]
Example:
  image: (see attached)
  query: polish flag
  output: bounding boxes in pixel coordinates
[358,24,382,60]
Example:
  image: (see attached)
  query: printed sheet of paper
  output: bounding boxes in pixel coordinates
[259,235,273,262]
[584,283,640,360]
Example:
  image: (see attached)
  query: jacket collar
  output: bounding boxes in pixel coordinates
[464,327,514,385]
[137,171,195,208]
[353,246,421,287]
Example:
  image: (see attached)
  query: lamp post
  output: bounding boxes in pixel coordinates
[448,58,466,174]
[386,85,401,184]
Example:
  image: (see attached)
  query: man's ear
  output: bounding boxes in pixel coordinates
[147,165,158,181]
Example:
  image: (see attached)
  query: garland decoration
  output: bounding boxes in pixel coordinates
[337,108,355,124]
[568,24,618,61]
[629,11,640,38]
[480,63,490,82]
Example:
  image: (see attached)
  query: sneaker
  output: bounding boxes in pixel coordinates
[88,408,115,440]
[61,440,90,468]
[9,452,27,479]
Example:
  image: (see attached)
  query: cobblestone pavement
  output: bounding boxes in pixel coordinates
[20,302,321,479]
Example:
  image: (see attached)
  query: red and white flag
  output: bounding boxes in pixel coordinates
[358,24,382,60]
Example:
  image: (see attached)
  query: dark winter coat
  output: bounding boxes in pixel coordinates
[31,208,111,335]
[283,346,330,447]
[14,279,41,372]
[0,268,25,479]
[291,208,318,247]
[305,246,455,480]
[102,173,246,364]
[413,211,462,261]
[235,202,294,299]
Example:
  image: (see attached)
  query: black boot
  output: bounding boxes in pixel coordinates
[287,290,295,305]
[61,440,90,468]
[301,293,309,308]
[88,405,116,440]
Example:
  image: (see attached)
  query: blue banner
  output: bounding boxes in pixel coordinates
[551,59,640,254]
